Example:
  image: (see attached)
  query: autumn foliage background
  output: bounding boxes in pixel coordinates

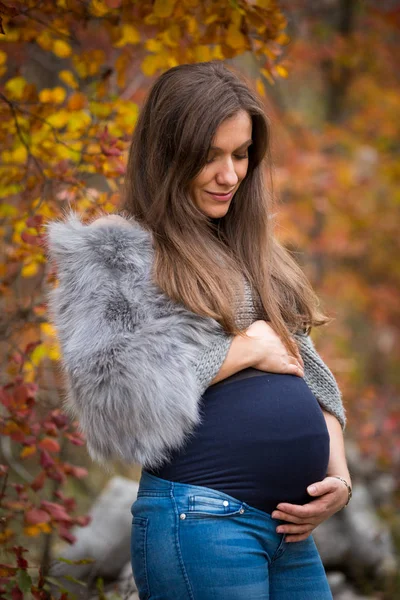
[0,0,399,598]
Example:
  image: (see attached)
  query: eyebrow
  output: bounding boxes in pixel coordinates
[209,139,253,152]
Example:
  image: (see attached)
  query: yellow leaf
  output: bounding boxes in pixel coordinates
[20,446,36,459]
[21,262,39,278]
[48,345,61,361]
[59,69,79,89]
[276,65,288,78]
[256,78,265,97]
[144,13,159,25]
[145,38,164,53]
[141,54,163,77]
[47,110,69,129]
[12,146,28,164]
[31,343,47,365]
[5,76,27,100]
[276,33,290,45]
[186,16,198,36]
[153,0,177,18]
[114,24,140,47]
[212,44,224,60]
[53,86,67,104]
[53,39,72,58]
[226,24,246,50]
[1,146,27,164]
[38,89,53,103]
[0,50,6,65]
[40,322,57,337]
[66,110,92,132]
[90,0,109,16]
[162,24,181,48]
[261,67,274,85]
[24,525,42,537]
[194,45,212,62]
[0,204,18,218]
[0,529,13,543]
[204,14,218,25]
[0,184,24,199]
[37,30,53,51]
[166,56,178,68]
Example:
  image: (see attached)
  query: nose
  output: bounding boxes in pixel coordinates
[215,158,239,188]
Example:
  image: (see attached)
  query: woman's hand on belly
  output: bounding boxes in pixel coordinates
[270,476,350,543]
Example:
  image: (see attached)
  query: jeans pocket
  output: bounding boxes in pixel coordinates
[131,516,150,600]
[182,494,245,519]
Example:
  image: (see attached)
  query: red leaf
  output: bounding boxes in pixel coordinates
[75,514,91,527]
[13,546,28,570]
[39,450,55,469]
[25,508,51,525]
[63,463,88,479]
[26,215,43,228]
[30,471,45,492]
[50,410,69,429]
[11,587,23,600]
[64,432,85,446]
[41,501,72,523]
[58,526,76,545]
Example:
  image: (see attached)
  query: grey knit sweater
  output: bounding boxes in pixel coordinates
[194,278,346,430]
[45,211,346,470]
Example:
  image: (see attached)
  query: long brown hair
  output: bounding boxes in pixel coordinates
[121,61,330,355]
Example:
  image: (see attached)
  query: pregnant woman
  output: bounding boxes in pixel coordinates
[46,61,352,599]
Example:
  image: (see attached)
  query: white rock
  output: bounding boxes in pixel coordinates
[50,476,139,597]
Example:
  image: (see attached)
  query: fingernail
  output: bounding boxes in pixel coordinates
[308,485,316,494]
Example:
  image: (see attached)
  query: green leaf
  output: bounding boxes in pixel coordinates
[63,574,87,586]
[16,569,32,593]
[56,556,96,565]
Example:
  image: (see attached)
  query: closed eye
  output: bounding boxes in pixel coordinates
[206,154,249,164]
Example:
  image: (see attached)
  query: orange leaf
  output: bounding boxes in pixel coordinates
[38,438,60,453]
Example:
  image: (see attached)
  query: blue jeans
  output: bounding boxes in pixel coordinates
[130,470,333,600]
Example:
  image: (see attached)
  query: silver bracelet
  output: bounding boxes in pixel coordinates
[332,475,352,507]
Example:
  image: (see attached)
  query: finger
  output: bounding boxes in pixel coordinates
[272,511,306,524]
[286,359,304,378]
[296,351,304,369]
[285,532,312,543]
[272,504,318,520]
[307,479,338,498]
[276,523,313,535]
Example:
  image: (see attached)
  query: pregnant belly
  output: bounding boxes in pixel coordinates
[147,372,330,515]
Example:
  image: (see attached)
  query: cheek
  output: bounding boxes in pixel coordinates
[192,168,212,193]
[238,161,249,181]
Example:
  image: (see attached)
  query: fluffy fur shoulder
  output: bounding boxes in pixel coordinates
[44,210,224,469]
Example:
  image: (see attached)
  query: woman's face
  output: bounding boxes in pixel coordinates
[190,110,252,219]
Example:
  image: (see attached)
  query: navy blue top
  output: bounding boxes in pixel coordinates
[146,371,330,515]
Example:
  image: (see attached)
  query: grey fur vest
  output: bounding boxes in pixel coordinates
[45,210,346,470]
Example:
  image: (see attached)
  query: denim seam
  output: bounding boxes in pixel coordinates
[170,484,195,600]
[133,516,151,599]
[270,533,287,563]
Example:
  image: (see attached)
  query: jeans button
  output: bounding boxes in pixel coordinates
[239,508,245,514]
[180,513,186,520]
[223,501,229,506]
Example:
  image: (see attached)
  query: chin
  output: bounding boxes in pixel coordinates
[203,203,231,219]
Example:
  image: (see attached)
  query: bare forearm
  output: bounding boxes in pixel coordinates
[323,409,351,485]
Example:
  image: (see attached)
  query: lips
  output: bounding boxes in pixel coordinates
[205,190,234,201]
